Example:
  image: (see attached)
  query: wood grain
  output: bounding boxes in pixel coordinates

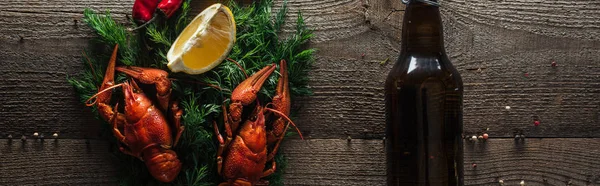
[442,0,600,40]
[280,138,600,186]
[292,0,600,138]
[1,0,599,185]
[462,138,600,186]
[1,138,599,185]
[281,139,386,186]
[0,139,118,185]
[0,39,105,139]
[0,0,132,139]
[272,0,374,43]
[0,0,133,40]
[291,30,397,140]
[0,0,599,139]
[441,0,600,137]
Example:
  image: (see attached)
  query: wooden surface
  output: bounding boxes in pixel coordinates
[281,138,600,186]
[0,139,119,185]
[442,0,600,138]
[1,0,599,185]
[2,139,599,185]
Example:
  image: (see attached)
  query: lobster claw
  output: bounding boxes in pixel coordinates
[267,60,290,145]
[91,44,126,125]
[231,64,277,105]
[96,45,118,107]
[228,64,276,132]
[115,66,172,111]
[272,60,290,116]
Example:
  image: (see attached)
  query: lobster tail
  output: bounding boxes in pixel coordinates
[143,147,182,183]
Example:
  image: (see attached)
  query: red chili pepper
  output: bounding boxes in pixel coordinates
[158,0,184,19]
[132,0,182,24]
[132,0,160,22]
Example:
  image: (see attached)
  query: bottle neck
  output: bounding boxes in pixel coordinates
[401,1,444,53]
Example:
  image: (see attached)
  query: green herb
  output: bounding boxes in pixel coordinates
[380,57,389,65]
[69,0,314,185]
[82,9,138,66]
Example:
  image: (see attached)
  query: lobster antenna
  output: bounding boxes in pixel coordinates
[85,83,124,106]
[82,51,98,83]
[227,58,248,78]
[264,108,304,140]
[264,102,277,118]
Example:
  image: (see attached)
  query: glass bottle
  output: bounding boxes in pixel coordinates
[384,0,464,185]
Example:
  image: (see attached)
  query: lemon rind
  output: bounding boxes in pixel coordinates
[166,3,236,75]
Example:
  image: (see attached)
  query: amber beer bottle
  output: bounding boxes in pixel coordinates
[384,0,464,185]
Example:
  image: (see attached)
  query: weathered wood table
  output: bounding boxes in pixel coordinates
[1,0,599,185]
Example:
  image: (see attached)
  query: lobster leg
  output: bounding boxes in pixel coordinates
[267,131,285,161]
[267,60,291,145]
[111,103,127,143]
[214,104,235,177]
[222,105,233,144]
[213,121,225,176]
[170,101,184,147]
[111,103,136,158]
[229,64,277,133]
[262,160,277,177]
[219,180,253,186]
[115,66,172,111]
[264,107,303,161]
[118,146,137,158]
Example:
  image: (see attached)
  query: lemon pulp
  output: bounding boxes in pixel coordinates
[182,11,231,69]
[167,3,235,74]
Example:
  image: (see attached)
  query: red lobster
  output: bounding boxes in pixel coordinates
[86,44,184,183]
[214,60,302,185]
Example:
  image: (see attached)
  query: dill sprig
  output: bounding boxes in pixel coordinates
[69,0,313,185]
[82,9,138,66]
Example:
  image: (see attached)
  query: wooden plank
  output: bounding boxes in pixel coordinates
[1,0,600,139]
[272,0,376,43]
[2,138,599,185]
[281,138,600,186]
[0,39,105,139]
[291,30,398,140]
[441,0,600,138]
[442,0,600,40]
[0,139,118,185]
[0,0,131,139]
[282,139,386,186]
[0,0,133,40]
[462,138,600,185]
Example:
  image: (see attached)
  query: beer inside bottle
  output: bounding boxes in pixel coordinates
[384,0,464,185]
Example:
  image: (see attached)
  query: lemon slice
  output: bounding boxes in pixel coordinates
[167,3,236,74]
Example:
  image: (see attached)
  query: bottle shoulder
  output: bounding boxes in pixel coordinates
[385,52,463,90]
